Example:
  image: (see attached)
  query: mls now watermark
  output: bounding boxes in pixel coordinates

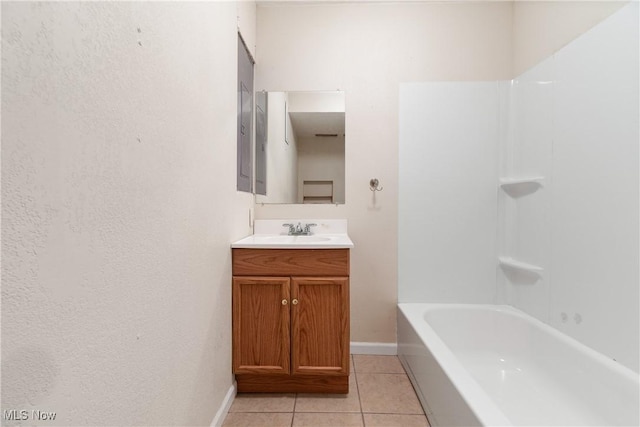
[3,409,57,421]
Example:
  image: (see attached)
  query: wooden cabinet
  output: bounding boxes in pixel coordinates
[232,276,291,375]
[232,248,350,393]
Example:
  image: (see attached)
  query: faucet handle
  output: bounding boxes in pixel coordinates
[282,223,295,234]
[303,223,317,234]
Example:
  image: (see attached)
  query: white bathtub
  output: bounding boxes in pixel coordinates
[397,303,640,426]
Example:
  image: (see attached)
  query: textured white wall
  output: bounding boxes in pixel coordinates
[2,2,254,425]
[255,1,513,343]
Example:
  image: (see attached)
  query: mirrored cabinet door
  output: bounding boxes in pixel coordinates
[255,91,345,205]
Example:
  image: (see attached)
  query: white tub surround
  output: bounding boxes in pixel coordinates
[231,219,354,249]
[398,303,640,427]
[399,3,639,372]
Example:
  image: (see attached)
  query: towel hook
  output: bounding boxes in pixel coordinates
[369,178,383,192]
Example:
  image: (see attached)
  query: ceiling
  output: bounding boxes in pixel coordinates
[288,112,346,138]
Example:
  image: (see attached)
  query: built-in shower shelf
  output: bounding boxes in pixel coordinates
[499,176,544,188]
[499,177,544,196]
[498,256,543,275]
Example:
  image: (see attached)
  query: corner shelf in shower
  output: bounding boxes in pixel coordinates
[498,256,543,276]
[499,176,544,197]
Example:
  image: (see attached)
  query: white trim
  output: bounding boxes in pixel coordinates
[210,382,237,427]
[350,342,397,355]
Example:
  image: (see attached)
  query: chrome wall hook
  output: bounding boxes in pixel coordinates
[369,178,383,192]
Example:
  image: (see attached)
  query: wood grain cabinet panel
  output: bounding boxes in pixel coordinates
[232,248,349,276]
[232,277,290,375]
[292,277,349,376]
[232,249,350,393]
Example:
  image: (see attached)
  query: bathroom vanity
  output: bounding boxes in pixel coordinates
[231,220,353,393]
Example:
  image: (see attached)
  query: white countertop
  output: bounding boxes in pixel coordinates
[231,219,354,249]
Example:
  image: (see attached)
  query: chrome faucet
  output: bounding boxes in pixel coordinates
[303,223,317,234]
[283,222,317,236]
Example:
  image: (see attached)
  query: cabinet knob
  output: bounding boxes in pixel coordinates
[282,299,288,305]
[292,299,299,305]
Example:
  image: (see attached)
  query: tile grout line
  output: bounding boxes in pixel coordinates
[291,391,298,427]
[352,355,366,427]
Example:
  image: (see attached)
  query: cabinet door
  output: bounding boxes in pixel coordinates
[237,34,253,193]
[291,277,349,376]
[233,277,290,374]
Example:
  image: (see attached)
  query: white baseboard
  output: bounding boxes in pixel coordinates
[210,382,236,427]
[350,342,397,355]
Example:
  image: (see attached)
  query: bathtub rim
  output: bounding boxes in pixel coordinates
[398,303,511,426]
[397,303,640,426]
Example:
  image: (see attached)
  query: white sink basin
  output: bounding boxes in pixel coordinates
[231,219,354,249]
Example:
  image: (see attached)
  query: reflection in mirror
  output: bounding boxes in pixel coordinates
[255,91,345,204]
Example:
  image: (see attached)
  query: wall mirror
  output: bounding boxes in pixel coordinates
[255,91,345,204]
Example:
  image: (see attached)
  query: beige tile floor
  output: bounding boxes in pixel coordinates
[223,355,430,427]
